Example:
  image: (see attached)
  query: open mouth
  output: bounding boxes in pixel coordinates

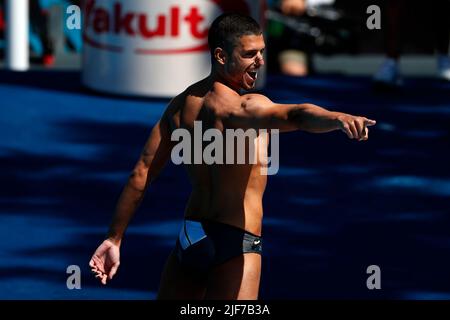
[247,71,258,81]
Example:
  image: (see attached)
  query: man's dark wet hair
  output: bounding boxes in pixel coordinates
[208,13,262,60]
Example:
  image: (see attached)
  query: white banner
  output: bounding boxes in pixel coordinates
[81,0,266,97]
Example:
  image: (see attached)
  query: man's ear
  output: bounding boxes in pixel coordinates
[214,48,227,65]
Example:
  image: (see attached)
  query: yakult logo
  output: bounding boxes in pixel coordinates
[83,0,249,54]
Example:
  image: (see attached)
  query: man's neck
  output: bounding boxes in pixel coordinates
[209,69,241,94]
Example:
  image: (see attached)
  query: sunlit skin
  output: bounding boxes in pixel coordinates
[89,32,376,298]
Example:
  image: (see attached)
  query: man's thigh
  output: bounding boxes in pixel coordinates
[205,253,261,300]
[157,250,208,300]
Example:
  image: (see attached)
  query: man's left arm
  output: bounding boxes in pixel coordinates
[239,94,376,140]
[288,103,376,140]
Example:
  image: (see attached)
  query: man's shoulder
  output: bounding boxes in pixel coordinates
[241,93,273,110]
[183,78,212,98]
[166,82,205,111]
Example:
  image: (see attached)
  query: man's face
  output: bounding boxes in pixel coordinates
[224,34,265,90]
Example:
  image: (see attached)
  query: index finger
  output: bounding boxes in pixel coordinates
[364,118,376,127]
